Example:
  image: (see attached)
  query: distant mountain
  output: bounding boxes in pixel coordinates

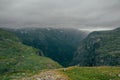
[72,27,120,66]
[10,27,89,66]
[0,28,61,79]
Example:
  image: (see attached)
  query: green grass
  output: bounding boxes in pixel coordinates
[60,66,120,80]
[0,28,62,80]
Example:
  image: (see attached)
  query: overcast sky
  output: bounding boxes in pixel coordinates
[0,0,120,30]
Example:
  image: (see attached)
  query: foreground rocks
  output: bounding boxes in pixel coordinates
[22,70,70,80]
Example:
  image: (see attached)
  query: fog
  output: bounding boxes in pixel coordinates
[0,0,120,30]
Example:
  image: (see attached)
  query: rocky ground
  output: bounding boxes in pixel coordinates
[22,70,70,80]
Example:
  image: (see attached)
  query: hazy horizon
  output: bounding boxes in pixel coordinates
[0,0,120,30]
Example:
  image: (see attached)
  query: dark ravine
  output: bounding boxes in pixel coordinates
[9,27,89,67]
[72,27,120,66]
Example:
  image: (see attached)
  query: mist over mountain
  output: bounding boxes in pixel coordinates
[9,27,89,67]
[0,0,120,29]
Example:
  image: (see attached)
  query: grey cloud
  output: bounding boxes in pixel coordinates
[0,0,120,29]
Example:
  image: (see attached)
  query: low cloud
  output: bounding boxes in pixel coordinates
[0,0,120,30]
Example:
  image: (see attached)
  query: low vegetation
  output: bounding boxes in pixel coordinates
[60,66,120,80]
[21,66,120,80]
[0,28,61,80]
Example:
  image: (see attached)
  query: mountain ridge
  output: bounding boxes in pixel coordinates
[72,27,120,66]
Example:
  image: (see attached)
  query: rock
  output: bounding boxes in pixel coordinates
[118,74,120,77]
[26,70,69,80]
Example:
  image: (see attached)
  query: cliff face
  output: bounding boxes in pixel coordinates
[72,28,120,66]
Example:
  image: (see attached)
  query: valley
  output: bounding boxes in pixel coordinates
[10,27,89,67]
[0,27,120,80]
[0,0,120,80]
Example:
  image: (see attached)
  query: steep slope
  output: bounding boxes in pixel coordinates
[0,28,61,79]
[72,27,120,66]
[10,27,88,66]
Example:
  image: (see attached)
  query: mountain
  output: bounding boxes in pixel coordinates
[10,27,89,66]
[0,28,61,79]
[1,27,120,80]
[72,27,120,66]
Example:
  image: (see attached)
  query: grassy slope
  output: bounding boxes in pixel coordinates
[0,29,61,79]
[22,66,120,80]
[60,66,120,80]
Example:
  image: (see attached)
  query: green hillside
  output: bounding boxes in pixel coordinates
[72,27,120,66]
[0,29,61,80]
[10,27,88,66]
